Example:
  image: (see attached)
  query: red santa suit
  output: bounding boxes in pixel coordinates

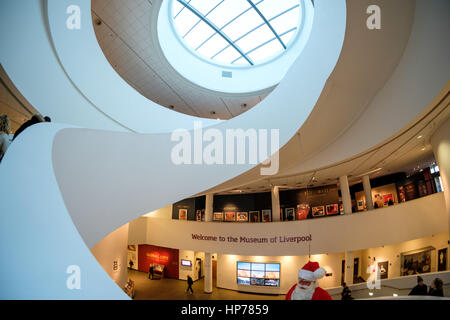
[285,261,332,300]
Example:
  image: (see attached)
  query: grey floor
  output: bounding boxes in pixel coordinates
[128,269,285,300]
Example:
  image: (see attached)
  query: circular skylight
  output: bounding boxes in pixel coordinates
[171,0,302,67]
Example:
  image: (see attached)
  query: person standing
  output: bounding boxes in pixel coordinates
[148,264,154,279]
[285,261,332,300]
[341,282,353,300]
[428,278,444,297]
[0,114,11,162]
[186,275,194,295]
[408,276,427,296]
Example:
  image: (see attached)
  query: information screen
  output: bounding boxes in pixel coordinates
[236,262,280,287]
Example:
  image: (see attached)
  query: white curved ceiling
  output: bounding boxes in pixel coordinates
[92,0,272,119]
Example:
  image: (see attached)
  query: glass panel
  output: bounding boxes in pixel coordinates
[172,1,184,18]
[213,45,242,64]
[174,8,201,36]
[280,29,296,47]
[256,0,299,19]
[183,20,216,49]
[247,39,283,62]
[222,8,265,41]
[197,33,229,58]
[235,24,273,53]
[189,0,224,16]
[269,7,300,36]
[207,0,252,29]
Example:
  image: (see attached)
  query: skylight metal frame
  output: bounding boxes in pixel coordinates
[173,0,302,67]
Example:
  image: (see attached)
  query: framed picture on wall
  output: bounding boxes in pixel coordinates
[237,212,249,222]
[378,261,388,279]
[213,212,223,221]
[178,209,187,220]
[357,200,364,211]
[296,204,310,220]
[401,247,434,276]
[383,194,394,206]
[326,204,339,215]
[339,204,344,214]
[249,211,260,222]
[311,206,325,217]
[225,212,236,222]
[196,210,202,221]
[285,208,295,221]
[438,248,447,272]
[262,209,272,222]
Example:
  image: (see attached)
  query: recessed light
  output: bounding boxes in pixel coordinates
[417,135,423,139]
[210,111,216,115]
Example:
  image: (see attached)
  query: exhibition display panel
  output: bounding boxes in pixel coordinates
[236,262,281,287]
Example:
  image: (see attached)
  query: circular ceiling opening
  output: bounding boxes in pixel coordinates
[171,0,302,68]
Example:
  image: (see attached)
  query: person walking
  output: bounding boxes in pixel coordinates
[408,276,427,296]
[186,275,194,295]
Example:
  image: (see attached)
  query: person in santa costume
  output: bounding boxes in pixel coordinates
[286,261,332,300]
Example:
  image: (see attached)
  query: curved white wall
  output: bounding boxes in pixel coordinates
[128,192,447,256]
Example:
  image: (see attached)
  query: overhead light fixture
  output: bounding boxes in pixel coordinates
[369,292,374,296]
[417,135,423,139]
[210,111,216,115]
[393,293,398,297]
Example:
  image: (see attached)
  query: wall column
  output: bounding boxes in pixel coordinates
[430,116,450,258]
[344,251,354,285]
[339,176,352,214]
[205,194,214,222]
[204,252,213,293]
[362,175,374,210]
[271,185,281,221]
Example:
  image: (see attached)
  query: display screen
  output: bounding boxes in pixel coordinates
[181,259,192,267]
[236,262,281,287]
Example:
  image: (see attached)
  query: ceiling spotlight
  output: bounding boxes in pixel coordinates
[210,111,216,115]
[95,19,102,26]
[417,135,423,139]
[369,292,374,296]
[421,147,426,151]
[241,103,248,108]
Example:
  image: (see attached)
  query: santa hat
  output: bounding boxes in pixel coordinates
[298,261,326,281]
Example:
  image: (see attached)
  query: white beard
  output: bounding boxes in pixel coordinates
[291,283,316,300]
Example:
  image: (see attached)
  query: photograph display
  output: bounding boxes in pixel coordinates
[378,261,388,279]
[285,208,295,221]
[225,212,236,222]
[178,209,187,220]
[213,212,223,221]
[438,248,447,272]
[249,211,260,222]
[296,204,310,220]
[236,262,280,287]
[401,247,434,276]
[262,209,272,222]
[236,212,249,222]
[312,206,325,217]
[326,204,339,215]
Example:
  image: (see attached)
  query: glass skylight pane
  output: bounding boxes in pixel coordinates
[247,40,283,62]
[235,24,273,53]
[269,8,300,36]
[280,30,296,46]
[256,0,299,19]
[184,21,216,49]
[172,1,184,18]
[174,9,201,36]
[222,8,264,42]
[171,0,302,66]
[196,33,228,58]
[206,0,252,29]
[189,0,224,16]
[213,45,242,64]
